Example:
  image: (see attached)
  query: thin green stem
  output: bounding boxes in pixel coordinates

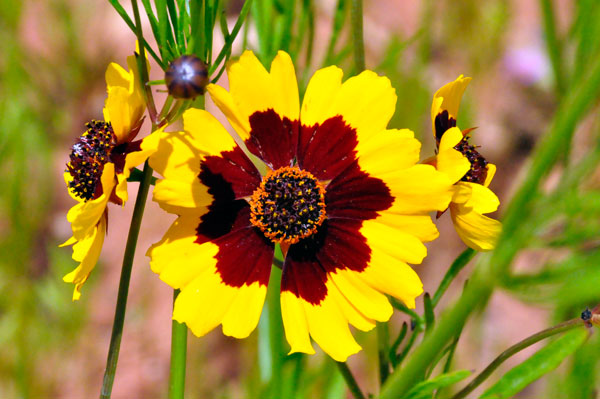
[100,160,154,399]
[209,0,253,75]
[130,0,159,124]
[377,322,390,385]
[432,248,476,307]
[451,318,583,399]
[335,362,366,399]
[350,0,365,72]
[267,265,284,399]
[169,289,187,399]
[540,0,566,96]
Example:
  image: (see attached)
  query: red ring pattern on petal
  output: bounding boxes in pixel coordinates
[281,219,372,305]
[245,109,298,170]
[325,160,393,221]
[297,116,358,181]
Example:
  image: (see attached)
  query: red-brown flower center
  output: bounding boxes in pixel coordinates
[249,166,326,245]
[67,120,116,201]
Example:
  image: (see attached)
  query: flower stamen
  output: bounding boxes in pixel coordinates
[454,135,488,184]
[67,120,116,201]
[249,167,326,244]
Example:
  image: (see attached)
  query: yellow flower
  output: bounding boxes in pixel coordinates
[61,56,158,300]
[429,75,502,251]
[147,51,456,361]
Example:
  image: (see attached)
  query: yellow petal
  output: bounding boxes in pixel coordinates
[359,252,424,309]
[374,212,440,243]
[221,282,267,338]
[329,269,393,324]
[114,131,161,204]
[208,50,299,140]
[302,68,396,143]
[450,202,502,252]
[431,75,471,129]
[361,218,428,265]
[152,179,211,215]
[66,163,115,238]
[149,109,237,181]
[484,163,496,187]
[357,129,421,175]
[285,293,362,362]
[461,182,500,214]
[300,66,344,127]
[437,127,471,183]
[281,291,316,355]
[62,215,107,301]
[383,164,454,214]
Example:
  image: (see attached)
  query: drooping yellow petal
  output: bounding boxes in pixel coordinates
[62,215,107,301]
[450,202,502,252]
[357,129,421,175]
[282,292,362,362]
[281,291,315,355]
[173,269,266,339]
[431,75,471,132]
[66,163,115,238]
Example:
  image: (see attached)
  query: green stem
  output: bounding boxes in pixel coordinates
[377,322,390,385]
[267,265,284,399]
[451,318,583,399]
[350,0,365,72]
[335,362,366,399]
[130,0,158,124]
[432,248,476,307]
[100,161,154,399]
[540,0,566,96]
[169,289,187,399]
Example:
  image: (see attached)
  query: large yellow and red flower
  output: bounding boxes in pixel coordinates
[147,51,455,361]
[62,55,158,300]
[429,75,502,251]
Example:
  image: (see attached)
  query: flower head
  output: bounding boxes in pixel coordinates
[148,51,455,361]
[61,55,158,300]
[429,75,502,251]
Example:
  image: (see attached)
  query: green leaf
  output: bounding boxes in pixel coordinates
[480,329,588,399]
[404,370,471,399]
[432,248,476,307]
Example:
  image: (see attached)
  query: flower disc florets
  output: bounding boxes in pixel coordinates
[67,120,116,201]
[454,136,488,184]
[249,166,326,245]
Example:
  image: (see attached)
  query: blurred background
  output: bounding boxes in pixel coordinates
[1,0,599,397]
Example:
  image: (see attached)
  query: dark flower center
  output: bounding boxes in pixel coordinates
[249,166,326,244]
[454,137,488,184]
[67,120,116,201]
[434,110,457,143]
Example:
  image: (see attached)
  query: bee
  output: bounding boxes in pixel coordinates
[165,55,209,99]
